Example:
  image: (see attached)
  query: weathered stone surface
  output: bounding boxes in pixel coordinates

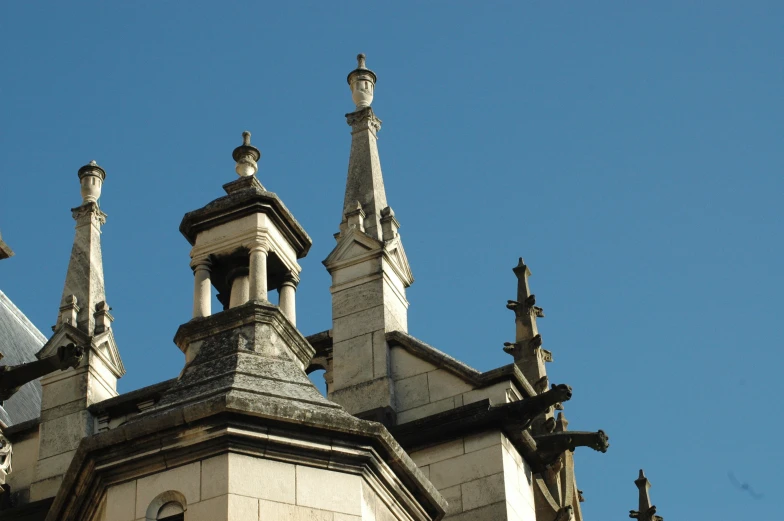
[429,445,503,490]
[390,346,438,381]
[135,462,201,518]
[105,480,136,521]
[461,472,506,512]
[229,453,295,503]
[296,466,362,516]
[409,438,464,467]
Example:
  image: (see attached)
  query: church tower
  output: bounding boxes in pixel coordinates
[43,133,445,521]
[31,161,125,500]
[324,54,414,422]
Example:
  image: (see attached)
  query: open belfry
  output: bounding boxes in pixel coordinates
[0,55,663,521]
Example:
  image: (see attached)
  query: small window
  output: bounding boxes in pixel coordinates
[157,501,184,520]
[145,491,187,521]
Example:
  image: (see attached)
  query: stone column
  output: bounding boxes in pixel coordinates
[229,268,250,308]
[279,272,299,325]
[192,258,212,318]
[249,242,269,301]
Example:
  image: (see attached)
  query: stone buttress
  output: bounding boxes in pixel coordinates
[323,54,414,423]
[30,161,125,501]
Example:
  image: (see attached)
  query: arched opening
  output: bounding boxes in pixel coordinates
[307,367,327,396]
[146,490,187,521]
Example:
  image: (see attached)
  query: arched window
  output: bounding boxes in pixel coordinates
[157,501,184,520]
[146,490,187,521]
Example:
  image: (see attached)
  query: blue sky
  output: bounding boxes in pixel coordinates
[1,2,782,519]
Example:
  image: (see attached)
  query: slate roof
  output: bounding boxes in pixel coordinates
[0,290,45,426]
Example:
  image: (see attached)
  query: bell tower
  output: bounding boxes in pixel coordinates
[179,131,311,342]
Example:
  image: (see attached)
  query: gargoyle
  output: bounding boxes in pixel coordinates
[525,294,545,317]
[506,295,545,318]
[503,334,546,359]
[0,343,84,401]
[534,429,609,466]
[500,384,572,431]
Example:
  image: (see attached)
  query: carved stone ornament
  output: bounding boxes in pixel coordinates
[232,131,261,177]
[0,432,11,485]
[346,107,382,132]
[71,202,107,225]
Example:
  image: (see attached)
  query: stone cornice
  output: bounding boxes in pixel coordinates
[47,405,446,521]
[179,186,311,258]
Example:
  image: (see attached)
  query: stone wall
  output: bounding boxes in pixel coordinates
[99,453,413,521]
[5,427,39,503]
[409,430,535,521]
[391,347,520,424]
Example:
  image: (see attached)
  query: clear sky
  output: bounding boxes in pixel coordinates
[1,2,781,519]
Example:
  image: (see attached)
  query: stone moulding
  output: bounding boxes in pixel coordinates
[45,407,447,521]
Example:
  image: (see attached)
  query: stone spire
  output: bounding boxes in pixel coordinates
[324,55,413,422]
[504,257,550,389]
[55,161,109,335]
[340,53,388,240]
[31,161,124,501]
[629,470,663,521]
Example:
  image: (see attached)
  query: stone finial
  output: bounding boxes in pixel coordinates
[232,131,261,177]
[380,206,400,241]
[77,160,106,204]
[347,53,377,109]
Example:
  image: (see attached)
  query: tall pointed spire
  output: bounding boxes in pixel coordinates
[56,161,109,335]
[30,161,124,501]
[324,54,413,421]
[340,53,388,240]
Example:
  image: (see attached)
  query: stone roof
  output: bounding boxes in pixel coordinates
[0,290,45,426]
[47,302,447,520]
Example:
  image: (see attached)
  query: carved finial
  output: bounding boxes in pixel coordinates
[347,53,377,109]
[232,130,261,177]
[77,160,106,204]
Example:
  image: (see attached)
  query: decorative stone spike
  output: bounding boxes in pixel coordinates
[629,470,663,521]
